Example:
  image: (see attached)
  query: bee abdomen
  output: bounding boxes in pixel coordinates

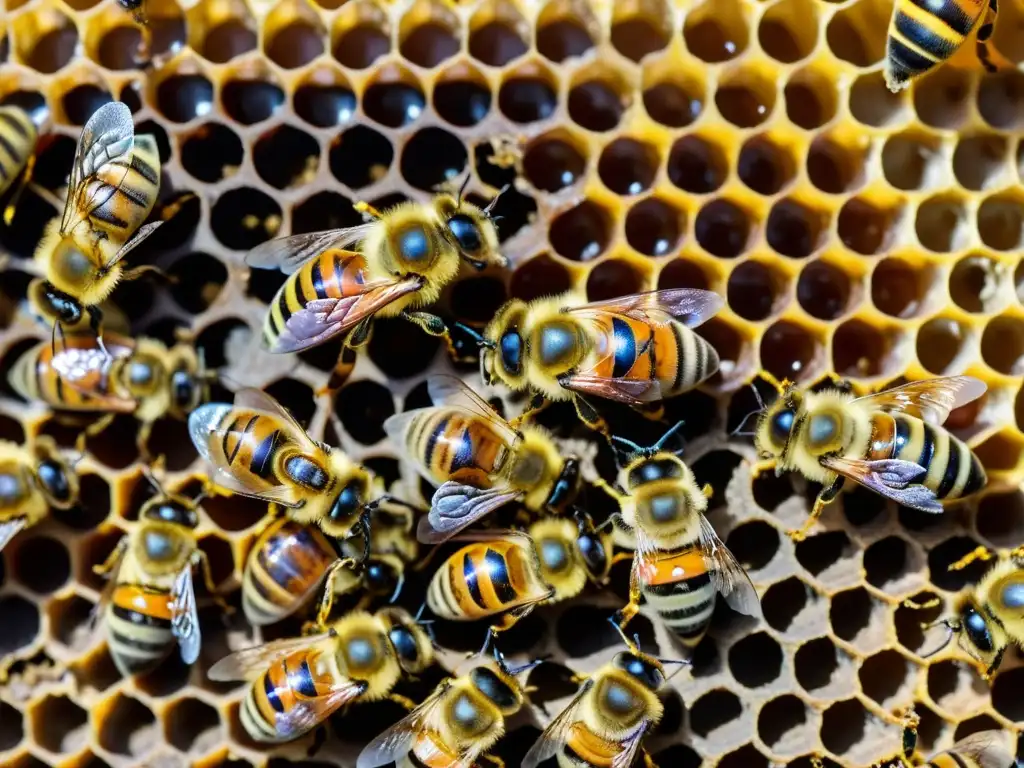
[887,0,984,80]
[0,107,35,189]
[242,680,287,743]
[427,546,520,620]
[265,250,363,346]
[106,588,175,675]
[890,415,986,501]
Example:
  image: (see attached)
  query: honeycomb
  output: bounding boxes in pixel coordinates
[1,0,1023,764]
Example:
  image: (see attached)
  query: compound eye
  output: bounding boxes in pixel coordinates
[365,560,399,594]
[37,460,71,503]
[770,408,795,445]
[500,331,522,375]
[447,213,483,254]
[330,482,362,522]
[964,609,993,652]
[171,370,196,409]
[576,533,608,576]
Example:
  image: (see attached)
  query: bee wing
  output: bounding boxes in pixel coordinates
[233,388,319,453]
[244,225,376,275]
[852,376,987,426]
[60,101,136,238]
[100,220,164,271]
[611,720,653,768]
[425,375,512,435]
[630,524,661,590]
[522,678,594,768]
[270,273,423,354]
[567,288,724,329]
[559,372,661,406]
[356,681,451,768]
[938,731,1015,768]
[697,515,762,619]
[207,630,336,681]
[417,481,522,543]
[274,677,370,740]
[0,518,27,554]
[821,456,943,514]
[170,565,201,665]
[50,345,137,412]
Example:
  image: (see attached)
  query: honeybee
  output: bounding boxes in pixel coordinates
[384,375,582,543]
[529,512,613,605]
[357,649,539,768]
[0,438,79,553]
[208,607,435,744]
[426,530,554,654]
[885,0,1001,93]
[0,105,39,225]
[754,374,988,541]
[916,545,1024,679]
[244,187,507,389]
[597,423,761,649]
[465,288,722,433]
[33,101,163,344]
[9,331,209,458]
[93,471,223,676]
[523,629,687,768]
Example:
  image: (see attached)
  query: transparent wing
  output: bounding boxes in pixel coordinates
[244,225,376,274]
[822,456,942,514]
[697,515,762,619]
[208,630,335,681]
[356,681,451,768]
[101,220,164,271]
[425,376,518,439]
[567,288,724,329]
[61,101,136,236]
[853,376,987,426]
[50,345,137,411]
[560,373,662,406]
[630,524,662,595]
[522,678,593,768]
[417,482,522,543]
[611,720,652,768]
[171,565,201,664]
[0,518,27,554]
[941,731,1015,768]
[275,677,369,740]
[234,388,319,453]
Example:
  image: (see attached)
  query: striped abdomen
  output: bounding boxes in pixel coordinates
[886,0,986,88]
[206,407,294,497]
[242,518,337,625]
[590,315,718,397]
[558,722,623,767]
[427,540,544,624]
[868,412,986,502]
[927,755,984,768]
[265,249,368,348]
[77,134,160,241]
[639,546,715,649]
[106,584,175,675]
[406,409,507,488]
[241,649,337,743]
[399,731,464,768]
[15,334,133,411]
[0,107,36,195]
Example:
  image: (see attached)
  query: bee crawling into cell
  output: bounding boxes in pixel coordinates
[907,544,1024,680]
[751,373,988,541]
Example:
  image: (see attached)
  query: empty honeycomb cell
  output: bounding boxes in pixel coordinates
[692,450,744,511]
[795,636,840,692]
[597,137,659,196]
[398,0,460,68]
[761,320,823,382]
[568,73,629,132]
[510,253,573,299]
[976,491,1024,549]
[556,605,655,658]
[928,536,988,592]
[758,694,812,751]
[156,72,215,124]
[838,196,900,256]
[30,695,88,754]
[729,631,783,688]
[950,254,1007,314]
[695,199,752,259]
[795,530,854,577]
[785,66,838,130]
[727,260,787,321]
[91,24,143,71]
[549,199,611,261]
[56,473,110,531]
[294,75,356,127]
[47,593,93,651]
[368,318,440,378]
[609,0,670,62]
[982,316,1024,374]
[667,135,727,195]
[859,649,912,707]
[829,586,879,643]
[689,688,743,738]
[955,134,1010,191]
[714,67,776,128]
[825,0,888,67]
[11,536,69,593]
[403,127,468,189]
[264,378,315,428]
[12,8,78,73]
[739,134,796,195]
[434,68,491,127]
[253,124,320,190]
[625,197,683,256]
[222,72,286,125]
[761,576,810,633]
[96,694,158,758]
[977,70,1024,129]
[292,191,364,235]
[882,133,945,191]
[927,660,986,717]
[0,595,39,656]
[872,257,934,318]
[914,68,973,130]
[186,0,258,63]
[917,317,968,375]
[797,259,854,321]
[62,83,113,127]
[498,65,557,123]
[820,698,869,756]
[759,0,818,64]
[0,701,22,751]
[954,714,1005,743]
[750,471,794,512]
[719,745,769,768]
[328,125,393,190]
[767,198,828,259]
[264,0,325,69]
[0,414,24,444]
[468,1,528,66]
[894,589,943,655]
[586,259,645,301]
[992,668,1024,722]
[683,0,748,63]
[807,134,867,195]
[842,484,887,527]
[642,69,704,128]
[849,71,908,128]
[331,4,389,68]
[523,133,586,192]
[726,520,780,570]
[335,379,395,445]
[535,0,597,62]
[136,652,192,698]
[210,187,282,250]
[202,488,265,531]
[165,697,221,754]
[978,191,1024,251]
[168,252,228,313]
[916,195,970,253]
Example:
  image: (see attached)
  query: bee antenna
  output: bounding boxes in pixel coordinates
[657,656,692,667]
[506,657,547,676]
[729,410,762,439]
[455,322,496,350]
[610,435,644,455]
[751,381,767,412]
[482,184,511,216]
[606,615,635,650]
[456,173,471,208]
[414,602,427,622]
[653,421,685,453]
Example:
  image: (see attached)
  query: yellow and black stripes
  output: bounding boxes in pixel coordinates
[640,546,716,648]
[406,409,504,487]
[889,414,986,501]
[427,541,538,622]
[0,107,35,192]
[85,135,160,237]
[106,585,175,675]
[265,250,365,346]
[214,408,288,494]
[241,651,324,743]
[887,0,987,85]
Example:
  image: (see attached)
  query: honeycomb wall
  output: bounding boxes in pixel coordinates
[0,0,1023,766]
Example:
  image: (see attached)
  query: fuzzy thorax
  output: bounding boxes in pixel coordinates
[508,425,563,511]
[328,611,402,702]
[36,219,122,307]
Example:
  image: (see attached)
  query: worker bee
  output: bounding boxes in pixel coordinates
[885,0,1000,93]
[384,375,582,543]
[93,472,223,676]
[0,438,79,553]
[523,629,688,768]
[0,104,39,225]
[9,331,209,459]
[597,423,761,649]
[529,512,613,605]
[357,648,539,768]
[917,545,1024,679]
[244,186,507,389]
[754,374,988,541]
[426,530,554,654]
[208,607,435,744]
[33,101,163,344]
[465,288,722,433]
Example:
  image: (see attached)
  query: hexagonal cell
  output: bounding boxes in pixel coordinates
[928,536,988,592]
[955,134,1010,191]
[0,595,39,656]
[156,69,215,124]
[859,649,912,706]
[974,429,1024,474]
[96,694,158,757]
[950,254,1008,314]
[610,0,670,62]
[979,191,1024,251]
[510,254,573,300]
[597,137,659,196]
[469,0,528,66]
[683,0,749,63]
[977,70,1024,130]
[758,694,812,753]
[329,125,394,190]
[253,125,320,190]
[915,67,973,130]
[695,199,753,259]
[12,7,78,73]
[982,316,1024,375]
[549,199,611,261]
[331,0,389,68]
[830,586,884,645]
[434,65,491,127]
[625,197,685,257]
[795,636,841,692]
[992,667,1024,722]
[727,260,787,321]
[838,196,902,256]
[767,198,828,259]
[927,659,988,718]
[826,0,888,66]
[586,259,646,301]
[807,134,867,195]
[759,0,817,63]
[186,0,258,63]
[497,65,558,124]
[0,700,22,751]
[729,631,783,688]
[740,133,796,195]
[786,65,838,130]
[10,535,69,593]
[894,589,944,655]
[365,73,427,128]
[398,0,460,68]
[210,187,282,251]
[850,71,908,128]
[719,745,769,768]
[689,688,743,738]
[523,132,587,192]
[568,70,630,132]
[976,490,1024,549]
[795,530,854,578]
[294,71,356,128]
[221,70,286,126]
[668,135,727,195]
[180,123,244,184]
[535,0,598,62]
[264,0,326,69]
[30,694,88,753]
[798,260,854,321]
[915,194,970,253]
[726,520,780,572]
[334,379,395,446]
[820,698,869,756]
[642,67,705,128]
[882,132,946,191]
[760,320,824,383]
[165,697,221,754]
[715,66,776,128]
[762,576,812,633]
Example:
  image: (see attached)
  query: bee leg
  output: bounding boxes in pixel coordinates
[636,402,665,422]
[93,536,129,576]
[749,459,777,480]
[509,394,548,430]
[901,596,941,610]
[402,310,451,342]
[976,0,1007,74]
[788,477,843,542]
[136,420,154,464]
[481,755,506,768]
[122,265,170,284]
[306,725,327,758]
[196,550,233,613]
[572,395,610,439]
[314,558,357,628]
[613,599,640,631]
[76,413,115,455]
[948,545,994,571]
[3,151,36,226]
[321,344,359,395]
[353,201,384,220]
[386,693,417,711]
[642,749,659,768]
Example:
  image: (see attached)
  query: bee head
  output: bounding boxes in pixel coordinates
[755,384,802,462]
[378,607,434,675]
[363,555,403,598]
[167,345,208,418]
[38,282,83,325]
[140,496,200,529]
[435,186,506,271]
[30,439,77,510]
[479,300,527,388]
[321,474,372,537]
[612,651,665,693]
[573,509,611,581]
